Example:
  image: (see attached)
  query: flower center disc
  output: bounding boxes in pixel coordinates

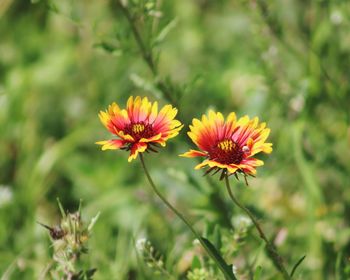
[125,122,154,141]
[209,139,243,164]
[132,123,145,134]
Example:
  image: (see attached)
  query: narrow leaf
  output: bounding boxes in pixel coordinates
[335,251,342,280]
[56,198,66,218]
[191,256,201,269]
[78,199,83,217]
[253,266,262,280]
[290,255,306,277]
[88,212,100,232]
[129,73,162,98]
[200,237,237,280]
[213,224,222,250]
[153,18,178,45]
[93,42,122,56]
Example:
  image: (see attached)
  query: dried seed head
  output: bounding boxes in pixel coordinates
[37,222,65,240]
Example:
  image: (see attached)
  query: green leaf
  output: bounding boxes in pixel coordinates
[200,237,237,280]
[78,199,83,217]
[129,73,163,98]
[253,266,262,280]
[85,268,97,279]
[57,197,66,218]
[47,2,59,13]
[290,255,306,277]
[191,256,201,269]
[213,225,222,250]
[88,212,100,232]
[335,251,342,280]
[93,42,122,56]
[72,268,97,280]
[153,18,178,46]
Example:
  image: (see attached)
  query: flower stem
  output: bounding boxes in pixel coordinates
[139,154,236,280]
[224,175,291,280]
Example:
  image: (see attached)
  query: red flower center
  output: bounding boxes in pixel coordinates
[124,122,155,141]
[208,139,243,164]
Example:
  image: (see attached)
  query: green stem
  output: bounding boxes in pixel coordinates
[224,175,291,280]
[139,154,235,280]
[116,0,177,106]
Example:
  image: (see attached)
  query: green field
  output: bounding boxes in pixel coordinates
[1,1,350,279]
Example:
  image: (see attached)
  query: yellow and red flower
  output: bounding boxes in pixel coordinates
[180,111,272,178]
[97,96,183,162]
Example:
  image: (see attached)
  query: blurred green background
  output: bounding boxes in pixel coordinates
[1,0,350,279]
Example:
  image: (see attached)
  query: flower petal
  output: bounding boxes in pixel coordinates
[153,105,178,131]
[96,139,125,151]
[180,150,207,158]
[128,142,148,162]
[148,101,158,123]
[194,159,239,174]
[139,133,162,143]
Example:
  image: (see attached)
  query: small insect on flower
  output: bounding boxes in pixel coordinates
[96,96,183,162]
[180,111,272,182]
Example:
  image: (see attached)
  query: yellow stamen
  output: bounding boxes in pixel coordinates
[132,124,145,134]
[217,139,235,152]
